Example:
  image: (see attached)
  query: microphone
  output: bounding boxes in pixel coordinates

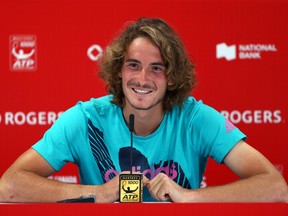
[129,114,134,174]
[119,114,143,203]
[129,114,134,132]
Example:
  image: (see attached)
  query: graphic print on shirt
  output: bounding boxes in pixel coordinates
[225,119,236,133]
[119,147,192,189]
[88,120,191,189]
[88,119,116,180]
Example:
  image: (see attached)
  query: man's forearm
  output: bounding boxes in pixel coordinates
[0,170,92,202]
[185,172,288,202]
[0,170,117,203]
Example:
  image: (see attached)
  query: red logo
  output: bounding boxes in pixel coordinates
[10,35,37,71]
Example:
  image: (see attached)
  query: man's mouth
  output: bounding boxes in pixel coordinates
[132,88,152,95]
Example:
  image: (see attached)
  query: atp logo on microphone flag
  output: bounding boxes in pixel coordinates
[119,173,143,202]
[9,35,37,71]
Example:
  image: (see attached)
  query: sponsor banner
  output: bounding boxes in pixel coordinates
[0,0,287,185]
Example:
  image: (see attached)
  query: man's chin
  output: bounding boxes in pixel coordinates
[125,97,163,111]
[130,104,151,111]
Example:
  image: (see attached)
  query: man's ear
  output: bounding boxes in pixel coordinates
[168,80,174,86]
[118,71,122,78]
[167,80,177,90]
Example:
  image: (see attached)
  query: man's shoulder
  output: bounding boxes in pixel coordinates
[77,95,114,109]
[179,96,204,113]
[174,96,221,123]
[77,95,119,116]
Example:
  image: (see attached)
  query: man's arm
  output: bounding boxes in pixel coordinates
[0,148,119,203]
[147,141,288,202]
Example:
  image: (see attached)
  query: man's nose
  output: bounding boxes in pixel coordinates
[137,67,149,82]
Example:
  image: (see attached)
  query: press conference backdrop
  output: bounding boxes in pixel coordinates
[0,0,287,187]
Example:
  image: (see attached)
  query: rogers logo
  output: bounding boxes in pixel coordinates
[0,111,63,126]
[221,110,282,124]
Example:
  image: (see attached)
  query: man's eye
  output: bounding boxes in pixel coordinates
[151,66,165,73]
[128,63,138,69]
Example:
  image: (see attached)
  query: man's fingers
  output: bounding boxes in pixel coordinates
[145,173,170,200]
[142,175,150,186]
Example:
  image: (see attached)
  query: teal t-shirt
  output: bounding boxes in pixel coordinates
[33,95,246,201]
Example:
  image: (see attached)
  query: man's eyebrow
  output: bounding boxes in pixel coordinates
[125,58,165,67]
[151,62,166,67]
[125,58,141,63]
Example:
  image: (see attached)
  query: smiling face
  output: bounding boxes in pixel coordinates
[119,37,168,113]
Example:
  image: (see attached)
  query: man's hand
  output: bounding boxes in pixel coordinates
[96,174,121,203]
[146,173,189,202]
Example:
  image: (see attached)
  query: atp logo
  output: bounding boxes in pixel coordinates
[10,35,37,71]
[216,43,236,61]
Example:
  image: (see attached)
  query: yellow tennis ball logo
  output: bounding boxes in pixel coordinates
[122,180,127,187]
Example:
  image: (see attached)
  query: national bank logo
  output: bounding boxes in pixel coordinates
[216,42,277,61]
[216,43,236,61]
[9,35,37,71]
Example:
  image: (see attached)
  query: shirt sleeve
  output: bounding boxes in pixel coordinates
[190,103,246,164]
[32,104,87,171]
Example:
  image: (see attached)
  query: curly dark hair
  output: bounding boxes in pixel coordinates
[98,17,197,112]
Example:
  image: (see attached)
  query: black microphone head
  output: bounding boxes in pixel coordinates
[129,114,134,132]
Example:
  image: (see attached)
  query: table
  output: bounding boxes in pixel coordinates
[0,203,287,216]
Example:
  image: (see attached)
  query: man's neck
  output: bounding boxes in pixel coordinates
[123,107,165,136]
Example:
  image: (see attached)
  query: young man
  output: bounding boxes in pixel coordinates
[0,17,287,203]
